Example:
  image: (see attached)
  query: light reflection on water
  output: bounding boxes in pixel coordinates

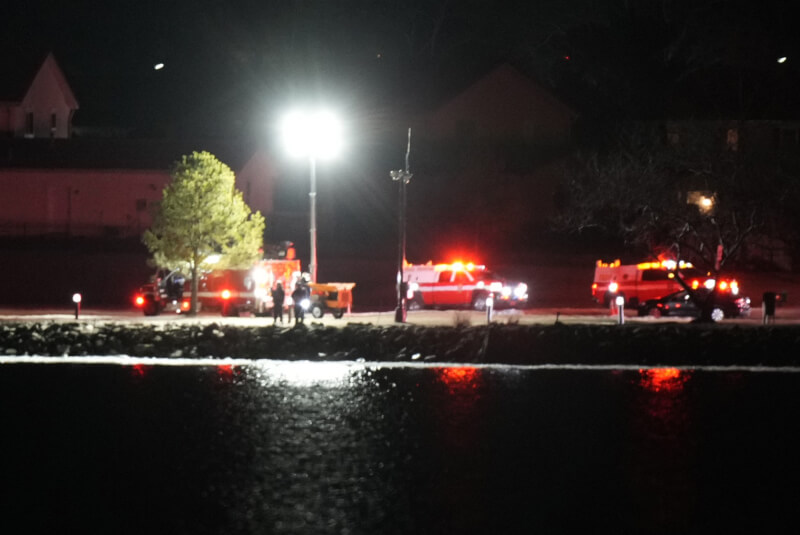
[1,360,799,534]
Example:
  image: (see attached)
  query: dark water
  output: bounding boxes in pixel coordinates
[1,360,799,534]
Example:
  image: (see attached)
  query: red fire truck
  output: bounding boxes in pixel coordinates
[591,259,740,307]
[134,258,302,316]
[403,261,528,311]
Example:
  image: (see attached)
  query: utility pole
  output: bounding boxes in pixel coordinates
[391,128,413,323]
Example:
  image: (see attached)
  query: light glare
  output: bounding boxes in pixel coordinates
[281,110,342,160]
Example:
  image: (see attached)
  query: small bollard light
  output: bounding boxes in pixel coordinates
[486,295,494,323]
[72,293,82,320]
[615,295,625,325]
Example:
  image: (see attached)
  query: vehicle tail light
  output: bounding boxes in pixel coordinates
[134,295,145,307]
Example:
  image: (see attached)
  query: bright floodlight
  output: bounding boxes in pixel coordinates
[778,56,787,64]
[281,110,342,160]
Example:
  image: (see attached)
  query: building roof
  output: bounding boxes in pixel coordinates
[428,63,578,121]
[0,138,261,171]
[0,50,49,102]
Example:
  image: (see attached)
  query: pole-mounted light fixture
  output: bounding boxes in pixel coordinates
[391,128,413,323]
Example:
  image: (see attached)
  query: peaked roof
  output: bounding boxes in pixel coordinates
[430,63,578,120]
[0,52,78,109]
[0,49,46,102]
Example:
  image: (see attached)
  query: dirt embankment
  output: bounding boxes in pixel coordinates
[2,321,799,367]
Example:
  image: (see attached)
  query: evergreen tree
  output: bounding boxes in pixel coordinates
[143,151,265,314]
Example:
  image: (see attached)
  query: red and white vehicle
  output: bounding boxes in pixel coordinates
[134,259,302,316]
[403,261,528,311]
[591,259,740,307]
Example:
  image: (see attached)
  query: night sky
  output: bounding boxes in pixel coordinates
[5,0,799,141]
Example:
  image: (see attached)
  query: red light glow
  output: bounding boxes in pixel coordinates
[221,289,232,300]
[639,368,687,392]
[134,295,145,307]
[436,367,483,397]
[217,364,237,381]
[439,367,478,384]
[131,364,150,377]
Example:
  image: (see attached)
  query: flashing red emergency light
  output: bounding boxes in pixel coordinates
[221,289,232,300]
[181,300,190,311]
[134,295,145,307]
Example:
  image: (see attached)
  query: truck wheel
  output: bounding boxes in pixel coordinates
[407,294,424,311]
[311,304,324,319]
[711,307,725,322]
[332,308,344,319]
[472,292,489,311]
[143,299,160,316]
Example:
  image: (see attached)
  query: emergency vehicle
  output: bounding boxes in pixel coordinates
[403,261,528,310]
[134,258,302,316]
[591,259,740,307]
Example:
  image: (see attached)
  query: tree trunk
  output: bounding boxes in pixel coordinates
[190,263,199,316]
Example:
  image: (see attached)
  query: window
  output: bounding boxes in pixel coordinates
[774,127,800,149]
[438,271,453,283]
[25,112,34,137]
[726,128,739,151]
[454,272,471,284]
[642,270,671,282]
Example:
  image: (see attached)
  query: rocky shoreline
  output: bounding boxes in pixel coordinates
[2,321,799,367]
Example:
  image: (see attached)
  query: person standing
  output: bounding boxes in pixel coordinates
[292,281,308,324]
[272,281,285,325]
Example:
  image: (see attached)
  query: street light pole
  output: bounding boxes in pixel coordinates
[309,156,318,283]
[392,128,412,323]
[281,109,341,285]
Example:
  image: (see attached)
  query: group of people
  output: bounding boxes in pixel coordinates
[270,276,310,325]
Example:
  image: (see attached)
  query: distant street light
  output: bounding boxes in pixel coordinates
[391,128,413,323]
[281,109,342,283]
[72,292,82,320]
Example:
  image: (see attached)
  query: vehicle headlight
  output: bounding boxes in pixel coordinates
[489,282,503,292]
[300,298,310,310]
[501,286,512,297]
[252,267,268,284]
[513,284,528,298]
[254,288,267,298]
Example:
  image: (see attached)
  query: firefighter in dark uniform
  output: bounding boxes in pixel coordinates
[271,281,285,324]
[292,279,309,324]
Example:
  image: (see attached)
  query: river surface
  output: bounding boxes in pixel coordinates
[1,359,799,534]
